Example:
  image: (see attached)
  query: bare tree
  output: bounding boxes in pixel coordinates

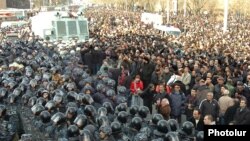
[186,0,208,15]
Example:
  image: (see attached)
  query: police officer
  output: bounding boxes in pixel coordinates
[53,94,66,113]
[45,100,57,114]
[167,119,179,132]
[84,105,96,124]
[102,102,115,121]
[138,106,150,126]
[115,103,128,115]
[51,112,68,139]
[164,132,180,141]
[66,107,78,125]
[37,111,54,139]
[30,104,47,140]
[117,111,130,136]
[150,114,164,131]
[97,115,109,128]
[153,120,170,139]
[111,121,130,141]
[98,125,115,141]
[74,114,88,135]
[178,121,195,141]
[128,105,139,123]
[128,117,143,140]
[67,125,80,141]
[196,131,204,141]
[0,104,19,141]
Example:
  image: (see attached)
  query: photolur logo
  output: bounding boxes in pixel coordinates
[208,129,247,137]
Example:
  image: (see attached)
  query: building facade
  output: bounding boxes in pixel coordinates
[0,0,7,9]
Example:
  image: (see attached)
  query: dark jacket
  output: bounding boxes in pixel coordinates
[199,99,220,120]
[234,107,250,125]
[188,117,204,132]
[224,102,239,125]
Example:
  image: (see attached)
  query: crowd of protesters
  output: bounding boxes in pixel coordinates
[0,6,250,141]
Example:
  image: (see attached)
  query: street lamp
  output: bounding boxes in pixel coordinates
[126,0,128,12]
[223,0,228,33]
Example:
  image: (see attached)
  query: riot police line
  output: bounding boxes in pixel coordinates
[0,39,204,141]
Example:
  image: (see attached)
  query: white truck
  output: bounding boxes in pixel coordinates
[31,11,89,42]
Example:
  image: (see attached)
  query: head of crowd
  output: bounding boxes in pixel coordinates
[0,6,250,141]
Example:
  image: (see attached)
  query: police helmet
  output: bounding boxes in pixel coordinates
[102,102,114,114]
[79,129,92,141]
[20,134,32,141]
[111,121,122,134]
[97,115,110,127]
[82,94,94,105]
[107,79,116,87]
[129,105,139,116]
[53,94,63,104]
[28,96,37,107]
[13,88,22,96]
[167,119,179,132]
[140,127,152,138]
[36,97,46,106]
[152,114,164,125]
[106,89,116,97]
[181,121,194,136]
[117,111,128,124]
[96,83,105,92]
[31,104,45,116]
[164,132,180,141]
[0,88,7,99]
[45,100,56,111]
[21,93,31,105]
[66,107,77,119]
[74,114,87,129]
[8,94,17,104]
[84,105,96,117]
[138,106,149,119]
[117,86,127,95]
[134,133,148,141]
[98,107,108,116]
[0,104,6,117]
[67,91,77,101]
[131,117,143,131]
[29,79,38,87]
[155,120,170,136]
[196,131,204,141]
[40,111,51,123]
[51,112,66,125]
[67,125,80,137]
[99,125,112,136]
[116,103,127,112]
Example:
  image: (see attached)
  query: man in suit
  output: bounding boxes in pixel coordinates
[188,108,204,133]
[233,98,250,125]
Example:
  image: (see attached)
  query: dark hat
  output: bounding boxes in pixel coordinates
[217,76,224,80]
[143,57,150,62]
[237,81,244,86]
[171,82,181,88]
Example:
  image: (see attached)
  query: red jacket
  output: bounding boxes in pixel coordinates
[130,80,144,94]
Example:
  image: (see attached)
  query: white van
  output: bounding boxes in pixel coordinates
[154,25,181,37]
[0,21,28,28]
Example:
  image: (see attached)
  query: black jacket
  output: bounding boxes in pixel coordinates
[234,107,250,125]
[188,117,204,132]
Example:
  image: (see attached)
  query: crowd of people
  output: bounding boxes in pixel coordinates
[0,6,250,141]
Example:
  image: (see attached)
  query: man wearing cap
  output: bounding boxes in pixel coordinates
[213,76,225,100]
